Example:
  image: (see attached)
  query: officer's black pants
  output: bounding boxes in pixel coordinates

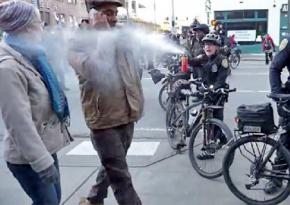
[213,107,227,143]
[275,118,290,171]
[265,52,273,65]
[88,123,142,205]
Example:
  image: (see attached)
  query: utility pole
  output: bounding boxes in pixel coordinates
[153,0,156,25]
[125,0,130,23]
[205,0,211,25]
[171,0,175,31]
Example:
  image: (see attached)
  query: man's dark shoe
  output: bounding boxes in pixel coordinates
[197,151,215,160]
[264,179,283,194]
[79,197,104,205]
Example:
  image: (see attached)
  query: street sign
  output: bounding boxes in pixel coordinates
[281,4,288,12]
[228,30,256,42]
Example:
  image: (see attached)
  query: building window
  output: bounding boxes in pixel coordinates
[257,10,268,18]
[215,11,225,20]
[227,11,243,19]
[244,10,255,18]
[227,22,256,30]
[40,11,50,25]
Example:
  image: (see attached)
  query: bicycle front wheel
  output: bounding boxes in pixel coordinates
[229,53,240,69]
[188,118,233,179]
[158,83,169,111]
[223,136,290,205]
[166,102,187,150]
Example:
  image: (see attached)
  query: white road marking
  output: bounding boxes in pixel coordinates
[66,141,160,156]
[143,77,153,80]
[135,128,166,132]
[236,90,269,93]
[233,72,269,76]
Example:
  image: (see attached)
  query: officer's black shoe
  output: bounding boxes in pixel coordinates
[264,179,283,195]
[217,136,228,150]
[197,151,215,160]
[176,140,186,149]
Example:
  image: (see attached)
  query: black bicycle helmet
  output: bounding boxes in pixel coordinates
[192,24,210,34]
[202,33,222,46]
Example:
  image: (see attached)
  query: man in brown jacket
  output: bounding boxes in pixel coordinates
[69,1,144,205]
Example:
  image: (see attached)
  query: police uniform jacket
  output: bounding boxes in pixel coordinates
[192,53,230,89]
[270,37,290,93]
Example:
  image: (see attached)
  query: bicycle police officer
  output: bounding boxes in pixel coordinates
[191,33,231,159]
[266,37,290,194]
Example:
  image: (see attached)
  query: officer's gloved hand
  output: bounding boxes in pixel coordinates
[38,164,59,184]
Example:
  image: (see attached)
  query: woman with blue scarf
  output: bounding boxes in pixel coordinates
[0,1,71,204]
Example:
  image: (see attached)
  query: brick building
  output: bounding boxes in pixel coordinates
[0,0,87,26]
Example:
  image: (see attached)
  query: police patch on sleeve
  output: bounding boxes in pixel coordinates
[221,59,229,68]
[279,38,288,51]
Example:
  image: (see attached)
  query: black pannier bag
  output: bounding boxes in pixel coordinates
[236,103,276,134]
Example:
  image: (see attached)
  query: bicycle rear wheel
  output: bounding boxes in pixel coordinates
[188,118,233,179]
[166,102,187,150]
[223,136,290,205]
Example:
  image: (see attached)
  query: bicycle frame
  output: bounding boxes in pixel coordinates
[170,92,226,138]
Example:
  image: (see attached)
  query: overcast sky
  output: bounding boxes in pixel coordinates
[138,0,207,24]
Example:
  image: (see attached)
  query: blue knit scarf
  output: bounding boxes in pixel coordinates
[4,34,70,123]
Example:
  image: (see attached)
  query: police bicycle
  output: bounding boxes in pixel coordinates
[228,45,241,69]
[166,78,236,178]
[158,54,182,111]
[223,93,290,205]
[222,44,241,70]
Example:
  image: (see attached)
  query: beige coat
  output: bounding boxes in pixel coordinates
[69,37,144,130]
[0,42,71,173]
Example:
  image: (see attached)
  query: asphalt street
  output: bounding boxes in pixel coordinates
[1,55,290,205]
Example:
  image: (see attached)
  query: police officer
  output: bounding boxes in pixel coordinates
[214,22,226,46]
[190,24,210,57]
[191,33,231,160]
[265,37,290,194]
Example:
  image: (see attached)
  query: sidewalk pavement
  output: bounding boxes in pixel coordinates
[1,137,290,205]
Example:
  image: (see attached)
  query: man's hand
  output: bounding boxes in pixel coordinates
[89,9,110,30]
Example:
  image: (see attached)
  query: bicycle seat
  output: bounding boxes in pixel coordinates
[267,93,290,101]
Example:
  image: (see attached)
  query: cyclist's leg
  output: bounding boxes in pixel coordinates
[265,52,269,65]
[213,107,228,146]
[197,107,225,160]
[269,51,273,61]
[265,117,290,194]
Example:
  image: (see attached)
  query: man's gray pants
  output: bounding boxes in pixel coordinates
[88,123,142,205]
